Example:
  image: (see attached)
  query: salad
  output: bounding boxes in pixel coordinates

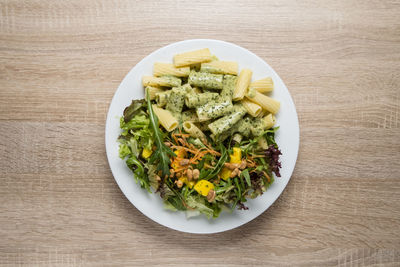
[118,48,282,218]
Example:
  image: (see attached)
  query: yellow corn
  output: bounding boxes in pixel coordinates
[194,180,215,196]
[142,147,153,159]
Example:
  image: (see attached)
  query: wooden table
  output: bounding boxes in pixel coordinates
[1,0,399,266]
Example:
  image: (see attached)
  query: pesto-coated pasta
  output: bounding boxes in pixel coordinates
[188,71,224,90]
[241,99,262,117]
[152,105,178,132]
[196,99,234,122]
[181,110,199,123]
[249,77,274,93]
[173,48,212,67]
[207,105,246,135]
[153,63,190,77]
[250,117,267,137]
[200,61,238,75]
[155,90,171,107]
[185,92,219,108]
[246,91,280,114]
[183,121,206,141]
[142,75,182,88]
[221,75,237,100]
[145,86,164,100]
[166,87,185,114]
[233,68,252,101]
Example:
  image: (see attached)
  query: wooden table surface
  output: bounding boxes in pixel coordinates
[1,0,400,266]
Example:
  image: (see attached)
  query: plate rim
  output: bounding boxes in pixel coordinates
[105,39,300,234]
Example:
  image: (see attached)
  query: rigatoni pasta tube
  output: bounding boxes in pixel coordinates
[142,75,181,87]
[250,77,274,93]
[153,63,190,77]
[247,91,280,114]
[173,48,212,67]
[183,121,206,141]
[166,88,185,114]
[263,113,276,129]
[250,117,268,137]
[200,61,238,75]
[145,86,163,100]
[188,71,224,90]
[181,110,199,122]
[185,92,219,108]
[155,90,171,107]
[207,105,246,135]
[221,75,237,100]
[152,105,178,132]
[233,69,252,101]
[196,99,234,122]
[241,99,262,117]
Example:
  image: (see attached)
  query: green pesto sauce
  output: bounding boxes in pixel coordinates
[188,71,224,90]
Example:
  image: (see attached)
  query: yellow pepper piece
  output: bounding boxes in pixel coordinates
[220,147,242,180]
[220,167,231,180]
[142,147,153,159]
[178,176,195,189]
[230,147,242,163]
[194,180,214,196]
[174,149,186,158]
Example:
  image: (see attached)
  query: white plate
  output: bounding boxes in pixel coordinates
[105,39,299,234]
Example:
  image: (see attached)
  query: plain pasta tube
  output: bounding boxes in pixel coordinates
[173,48,212,67]
[188,71,224,90]
[185,92,219,108]
[145,86,164,100]
[263,113,276,129]
[153,63,190,77]
[207,105,246,135]
[233,68,252,101]
[200,61,238,75]
[183,121,206,141]
[249,77,274,93]
[241,99,262,117]
[152,105,178,132]
[142,75,181,87]
[246,91,280,114]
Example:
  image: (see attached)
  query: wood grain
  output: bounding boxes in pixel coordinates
[1,0,400,266]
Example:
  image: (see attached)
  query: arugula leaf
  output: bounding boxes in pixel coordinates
[203,144,228,180]
[146,88,174,177]
[241,169,251,187]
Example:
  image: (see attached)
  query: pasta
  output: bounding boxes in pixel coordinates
[241,99,262,117]
[181,110,199,122]
[249,77,274,93]
[183,121,206,141]
[196,99,233,122]
[250,117,267,137]
[246,91,280,114]
[263,113,276,129]
[152,105,178,132]
[173,48,212,67]
[207,105,246,135]
[233,68,252,101]
[153,63,190,77]
[142,75,181,87]
[200,61,239,75]
[145,86,164,100]
[220,75,237,100]
[155,90,171,107]
[188,71,224,90]
[166,88,186,114]
[185,92,219,108]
